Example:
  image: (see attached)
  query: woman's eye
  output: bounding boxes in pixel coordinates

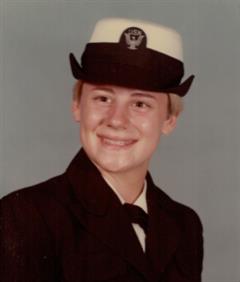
[134,101,150,109]
[94,96,111,103]
[99,96,108,102]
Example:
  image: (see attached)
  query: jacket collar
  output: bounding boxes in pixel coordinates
[145,173,181,277]
[66,148,116,216]
[65,148,180,281]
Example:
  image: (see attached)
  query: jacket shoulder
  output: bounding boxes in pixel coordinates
[0,174,71,242]
[0,173,71,255]
[153,185,203,230]
[1,173,67,204]
[0,176,70,282]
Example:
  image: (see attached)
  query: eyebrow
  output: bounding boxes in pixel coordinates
[91,87,114,93]
[131,93,157,100]
[91,86,157,100]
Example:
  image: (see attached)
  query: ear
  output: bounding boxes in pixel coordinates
[161,114,178,135]
[71,99,81,122]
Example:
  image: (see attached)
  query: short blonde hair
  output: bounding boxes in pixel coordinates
[168,93,183,116]
[73,80,84,102]
[73,80,183,117]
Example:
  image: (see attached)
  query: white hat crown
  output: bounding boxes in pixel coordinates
[89,18,183,61]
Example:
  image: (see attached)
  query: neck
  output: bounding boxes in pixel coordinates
[98,167,147,204]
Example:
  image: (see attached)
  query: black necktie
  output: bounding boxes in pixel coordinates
[123,203,149,234]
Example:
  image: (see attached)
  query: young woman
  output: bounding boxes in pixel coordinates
[0,18,203,282]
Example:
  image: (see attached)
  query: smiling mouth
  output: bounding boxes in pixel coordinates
[99,135,137,149]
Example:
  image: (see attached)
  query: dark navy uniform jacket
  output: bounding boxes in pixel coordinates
[0,149,203,282]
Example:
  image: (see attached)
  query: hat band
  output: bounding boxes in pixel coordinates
[80,43,184,91]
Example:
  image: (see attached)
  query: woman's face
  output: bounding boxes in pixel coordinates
[72,82,177,176]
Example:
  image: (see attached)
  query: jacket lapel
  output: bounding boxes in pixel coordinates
[65,149,156,281]
[145,173,180,280]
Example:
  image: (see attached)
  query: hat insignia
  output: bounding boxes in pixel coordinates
[120,27,146,50]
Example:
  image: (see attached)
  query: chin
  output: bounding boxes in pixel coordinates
[95,153,149,175]
[82,142,150,174]
[95,157,130,173]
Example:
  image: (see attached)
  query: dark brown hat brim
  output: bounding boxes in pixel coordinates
[69,50,194,97]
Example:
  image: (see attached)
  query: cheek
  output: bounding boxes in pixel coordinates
[139,115,164,139]
[80,107,103,130]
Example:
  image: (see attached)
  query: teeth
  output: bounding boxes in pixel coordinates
[102,138,133,146]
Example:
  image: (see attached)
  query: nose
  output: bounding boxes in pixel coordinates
[106,103,129,129]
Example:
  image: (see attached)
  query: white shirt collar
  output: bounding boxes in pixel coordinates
[103,177,148,213]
